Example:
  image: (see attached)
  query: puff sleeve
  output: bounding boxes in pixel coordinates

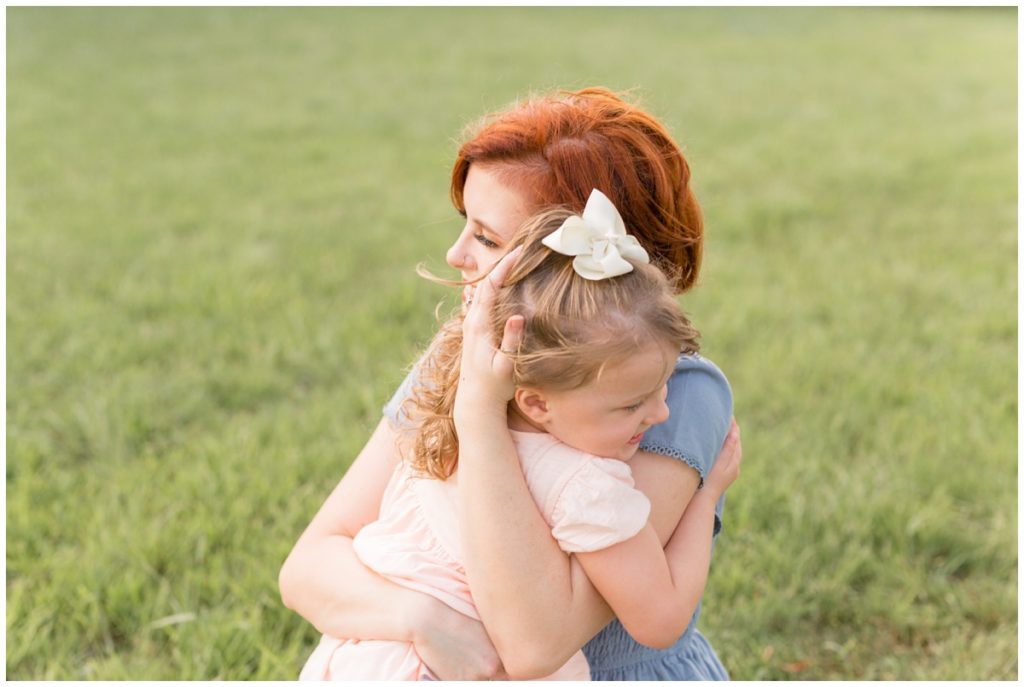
[549,458,651,554]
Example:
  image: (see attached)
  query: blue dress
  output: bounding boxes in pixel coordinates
[582,354,731,680]
[384,354,733,680]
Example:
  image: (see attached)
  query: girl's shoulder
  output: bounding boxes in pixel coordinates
[511,432,651,554]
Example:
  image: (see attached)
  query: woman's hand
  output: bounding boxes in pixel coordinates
[454,246,524,424]
[702,418,742,500]
[408,594,509,680]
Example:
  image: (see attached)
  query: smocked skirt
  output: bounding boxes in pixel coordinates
[583,619,728,681]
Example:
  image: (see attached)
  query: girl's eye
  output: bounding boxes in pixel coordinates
[623,402,643,413]
[475,234,500,249]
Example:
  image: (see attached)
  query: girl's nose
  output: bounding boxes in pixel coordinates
[648,394,670,426]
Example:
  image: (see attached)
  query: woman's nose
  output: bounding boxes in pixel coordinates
[446,229,477,272]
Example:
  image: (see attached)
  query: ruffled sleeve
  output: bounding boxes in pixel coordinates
[549,458,651,553]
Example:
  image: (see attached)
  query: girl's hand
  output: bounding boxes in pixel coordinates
[408,594,508,680]
[702,418,742,499]
[454,247,525,422]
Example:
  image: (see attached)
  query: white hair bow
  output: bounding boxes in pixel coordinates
[541,189,650,280]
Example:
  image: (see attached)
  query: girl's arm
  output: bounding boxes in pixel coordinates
[278,418,507,681]
[458,426,731,677]
[575,432,741,649]
[454,251,740,678]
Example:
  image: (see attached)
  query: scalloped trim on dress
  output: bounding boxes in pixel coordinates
[637,443,705,489]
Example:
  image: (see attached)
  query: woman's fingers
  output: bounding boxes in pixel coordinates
[472,246,523,309]
[499,315,525,356]
[490,245,523,288]
[455,247,525,409]
[412,600,507,680]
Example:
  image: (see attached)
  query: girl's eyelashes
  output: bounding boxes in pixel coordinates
[475,234,500,249]
[622,401,644,413]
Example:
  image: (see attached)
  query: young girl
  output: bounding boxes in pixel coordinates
[298,191,739,681]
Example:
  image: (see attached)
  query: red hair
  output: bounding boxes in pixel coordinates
[450,88,704,293]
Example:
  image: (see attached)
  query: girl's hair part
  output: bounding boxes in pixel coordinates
[402,207,700,480]
[450,87,703,294]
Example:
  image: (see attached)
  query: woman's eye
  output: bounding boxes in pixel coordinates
[474,234,499,249]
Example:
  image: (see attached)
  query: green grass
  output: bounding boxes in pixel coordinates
[7,6,1016,680]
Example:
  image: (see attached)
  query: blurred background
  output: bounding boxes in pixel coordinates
[6,6,1016,680]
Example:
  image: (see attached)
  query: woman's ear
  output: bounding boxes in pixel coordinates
[514,387,550,424]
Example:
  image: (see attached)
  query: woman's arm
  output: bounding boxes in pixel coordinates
[457,430,710,677]
[279,417,506,680]
[280,418,405,637]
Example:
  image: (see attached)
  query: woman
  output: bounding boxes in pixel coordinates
[280,87,740,680]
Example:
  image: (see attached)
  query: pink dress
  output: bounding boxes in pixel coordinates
[299,429,651,681]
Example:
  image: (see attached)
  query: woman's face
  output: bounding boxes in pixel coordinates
[447,164,533,284]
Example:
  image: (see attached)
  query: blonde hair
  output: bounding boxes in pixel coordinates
[403,208,700,480]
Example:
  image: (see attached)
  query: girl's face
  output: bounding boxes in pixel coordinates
[523,340,677,462]
[447,164,533,285]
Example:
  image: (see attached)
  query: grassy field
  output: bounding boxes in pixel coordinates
[6,6,1017,680]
